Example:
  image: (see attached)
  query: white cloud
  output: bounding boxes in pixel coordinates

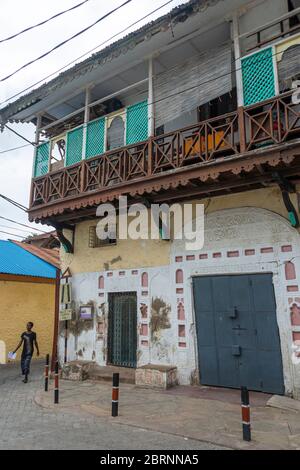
[0,0,189,239]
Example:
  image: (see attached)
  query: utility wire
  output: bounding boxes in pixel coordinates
[0,194,28,211]
[0,230,23,239]
[0,0,91,44]
[0,0,174,106]
[0,224,36,234]
[4,125,35,146]
[0,0,134,83]
[0,216,48,233]
[0,143,31,154]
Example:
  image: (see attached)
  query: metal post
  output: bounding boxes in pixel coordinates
[44,354,49,392]
[54,360,59,404]
[241,386,251,441]
[112,373,119,417]
[51,268,60,372]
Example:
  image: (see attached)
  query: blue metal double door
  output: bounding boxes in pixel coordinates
[193,274,284,394]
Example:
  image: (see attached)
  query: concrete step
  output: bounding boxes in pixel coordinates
[87,364,136,384]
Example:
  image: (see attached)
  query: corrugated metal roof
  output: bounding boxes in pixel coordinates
[0,240,57,279]
[12,241,60,268]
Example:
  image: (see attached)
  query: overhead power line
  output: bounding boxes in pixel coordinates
[0,0,91,44]
[0,224,36,234]
[0,230,24,239]
[0,143,31,154]
[3,125,35,146]
[0,0,174,106]
[0,0,134,83]
[0,194,28,212]
[0,216,48,233]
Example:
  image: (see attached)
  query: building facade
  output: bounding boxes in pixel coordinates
[1,0,300,396]
[0,241,58,364]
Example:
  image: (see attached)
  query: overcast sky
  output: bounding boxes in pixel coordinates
[0,0,188,240]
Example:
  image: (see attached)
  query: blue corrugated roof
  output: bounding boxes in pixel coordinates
[0,240,56,279]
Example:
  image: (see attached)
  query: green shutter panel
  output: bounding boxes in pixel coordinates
[126,100,148,145]
[85,117,105,158]
[242,47,276,106]
[65,126,84,166]
[34,142,50,177]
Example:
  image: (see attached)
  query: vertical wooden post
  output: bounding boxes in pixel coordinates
[82,85,91,160]
[238,106,246,153]
[148,138,153,176]
[148,56,155,137]
[232,13,244,108]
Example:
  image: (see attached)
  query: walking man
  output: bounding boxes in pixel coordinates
[13,322,39,383]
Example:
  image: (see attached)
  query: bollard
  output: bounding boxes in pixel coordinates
[112,373,119,417]
[44,354,50,392]
[54,360,59,404]
[241,386,251,442]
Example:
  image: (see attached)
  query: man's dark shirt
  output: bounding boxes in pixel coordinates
[21,331,36,356]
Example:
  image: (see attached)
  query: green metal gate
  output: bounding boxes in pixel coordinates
[108,292,137,368]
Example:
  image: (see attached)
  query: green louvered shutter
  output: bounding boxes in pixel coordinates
[85,117,105,158]
[65,126,84,166]
[242,47,276,106]
[34,142,50,177]
[126,100,148,145]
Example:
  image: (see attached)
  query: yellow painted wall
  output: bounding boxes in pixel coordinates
[0,280,55,364]
[61,186,300,274]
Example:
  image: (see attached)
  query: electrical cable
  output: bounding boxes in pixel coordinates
[0,0,134,83]
[0,230,23,239]
[0,0,174,106]
[0,0,91,44]
[0,143,31,154]
[0,224,36,234]
[0,194,28,211]
[0,215,48,233]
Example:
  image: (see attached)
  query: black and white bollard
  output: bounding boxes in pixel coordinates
[54,360,59,404]
[112,373,119,417]
[44,354,49,392]
[241,386,251,442]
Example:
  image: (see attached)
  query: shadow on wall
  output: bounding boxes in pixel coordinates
[0,340,6,364]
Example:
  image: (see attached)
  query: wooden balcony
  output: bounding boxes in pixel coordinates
[29,91,300,224]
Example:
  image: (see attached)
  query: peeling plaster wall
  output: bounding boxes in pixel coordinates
[58,188,300,397]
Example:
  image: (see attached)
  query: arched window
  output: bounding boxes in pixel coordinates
[141,272,148,288]
[98,276,104,290]
[107,115,125,151]
[176,269,183,284]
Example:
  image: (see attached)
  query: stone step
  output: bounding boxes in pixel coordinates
[87,364,136,384]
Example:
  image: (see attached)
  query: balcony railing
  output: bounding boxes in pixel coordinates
[30,91,300,209]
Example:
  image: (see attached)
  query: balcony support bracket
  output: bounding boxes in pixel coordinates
[273,172,299,228]
[51,223,75,254]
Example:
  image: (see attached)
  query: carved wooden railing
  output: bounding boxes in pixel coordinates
[151,111,239,174]
[243,91,300,151]
[30,91,300,208]
[82,141,149,192]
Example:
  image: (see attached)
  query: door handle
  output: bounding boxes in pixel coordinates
[232,345,241,356]
[229,306,238,319]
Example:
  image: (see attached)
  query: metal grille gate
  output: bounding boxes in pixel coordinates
[108,292,137,368]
